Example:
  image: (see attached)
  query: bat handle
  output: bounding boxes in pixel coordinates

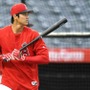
[0,55,8,62]
[3,59,7,62]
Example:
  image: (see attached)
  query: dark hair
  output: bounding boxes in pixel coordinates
[11,13,20,23]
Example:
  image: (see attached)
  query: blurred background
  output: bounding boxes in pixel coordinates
[0,0,90,90]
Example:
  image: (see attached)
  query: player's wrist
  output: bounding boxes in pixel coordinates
[20,55,26,61]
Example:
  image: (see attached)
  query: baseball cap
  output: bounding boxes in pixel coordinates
[10,3,33,16]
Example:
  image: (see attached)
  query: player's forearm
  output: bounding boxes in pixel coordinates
[11,48,49,64]
[25,55,49,64]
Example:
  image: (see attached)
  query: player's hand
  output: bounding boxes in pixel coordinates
[12,49,25,61]
[2,53,15,62]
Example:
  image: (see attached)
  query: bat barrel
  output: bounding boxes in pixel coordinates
[20,18,68,51]
[41,18,68,37]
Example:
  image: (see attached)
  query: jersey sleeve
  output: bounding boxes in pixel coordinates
[25,31,49,64]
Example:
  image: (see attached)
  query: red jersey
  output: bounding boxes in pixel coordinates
[0,25,49,90]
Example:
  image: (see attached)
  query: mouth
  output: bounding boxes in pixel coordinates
[26,19,28,21]
[25,20,29,23]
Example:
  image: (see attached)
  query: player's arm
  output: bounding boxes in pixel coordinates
[26,31,49,64]
[12,39,49,64]
[25,38,49,64]
[12,32,49,64]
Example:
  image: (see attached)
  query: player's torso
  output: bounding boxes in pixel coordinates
[0,25,39,89]
[0,25,34,54]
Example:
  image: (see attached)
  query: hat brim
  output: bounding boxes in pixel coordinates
[19,10,34,14]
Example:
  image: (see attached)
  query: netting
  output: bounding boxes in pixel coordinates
[0,0,90,90]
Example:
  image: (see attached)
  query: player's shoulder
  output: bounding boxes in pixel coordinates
[0,25,11,38]
[24,26,39,36]
[0,25,11,32]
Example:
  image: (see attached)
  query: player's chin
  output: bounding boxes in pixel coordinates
[23,23,28,26]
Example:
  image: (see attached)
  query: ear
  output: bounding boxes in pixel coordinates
[13,14,18,20]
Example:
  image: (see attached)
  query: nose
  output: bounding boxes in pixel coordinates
[26,15,29,19]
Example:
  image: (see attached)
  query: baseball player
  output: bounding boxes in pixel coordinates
[0,3,49,90]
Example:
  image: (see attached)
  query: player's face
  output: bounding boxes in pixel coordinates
[17,12,29,26]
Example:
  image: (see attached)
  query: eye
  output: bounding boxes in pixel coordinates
[20,13,29,16]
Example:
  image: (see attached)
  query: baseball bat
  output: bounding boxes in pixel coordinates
[20,18,68,51]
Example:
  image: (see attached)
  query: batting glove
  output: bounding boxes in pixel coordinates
[12,49,25,61]
[2,53,15,62]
